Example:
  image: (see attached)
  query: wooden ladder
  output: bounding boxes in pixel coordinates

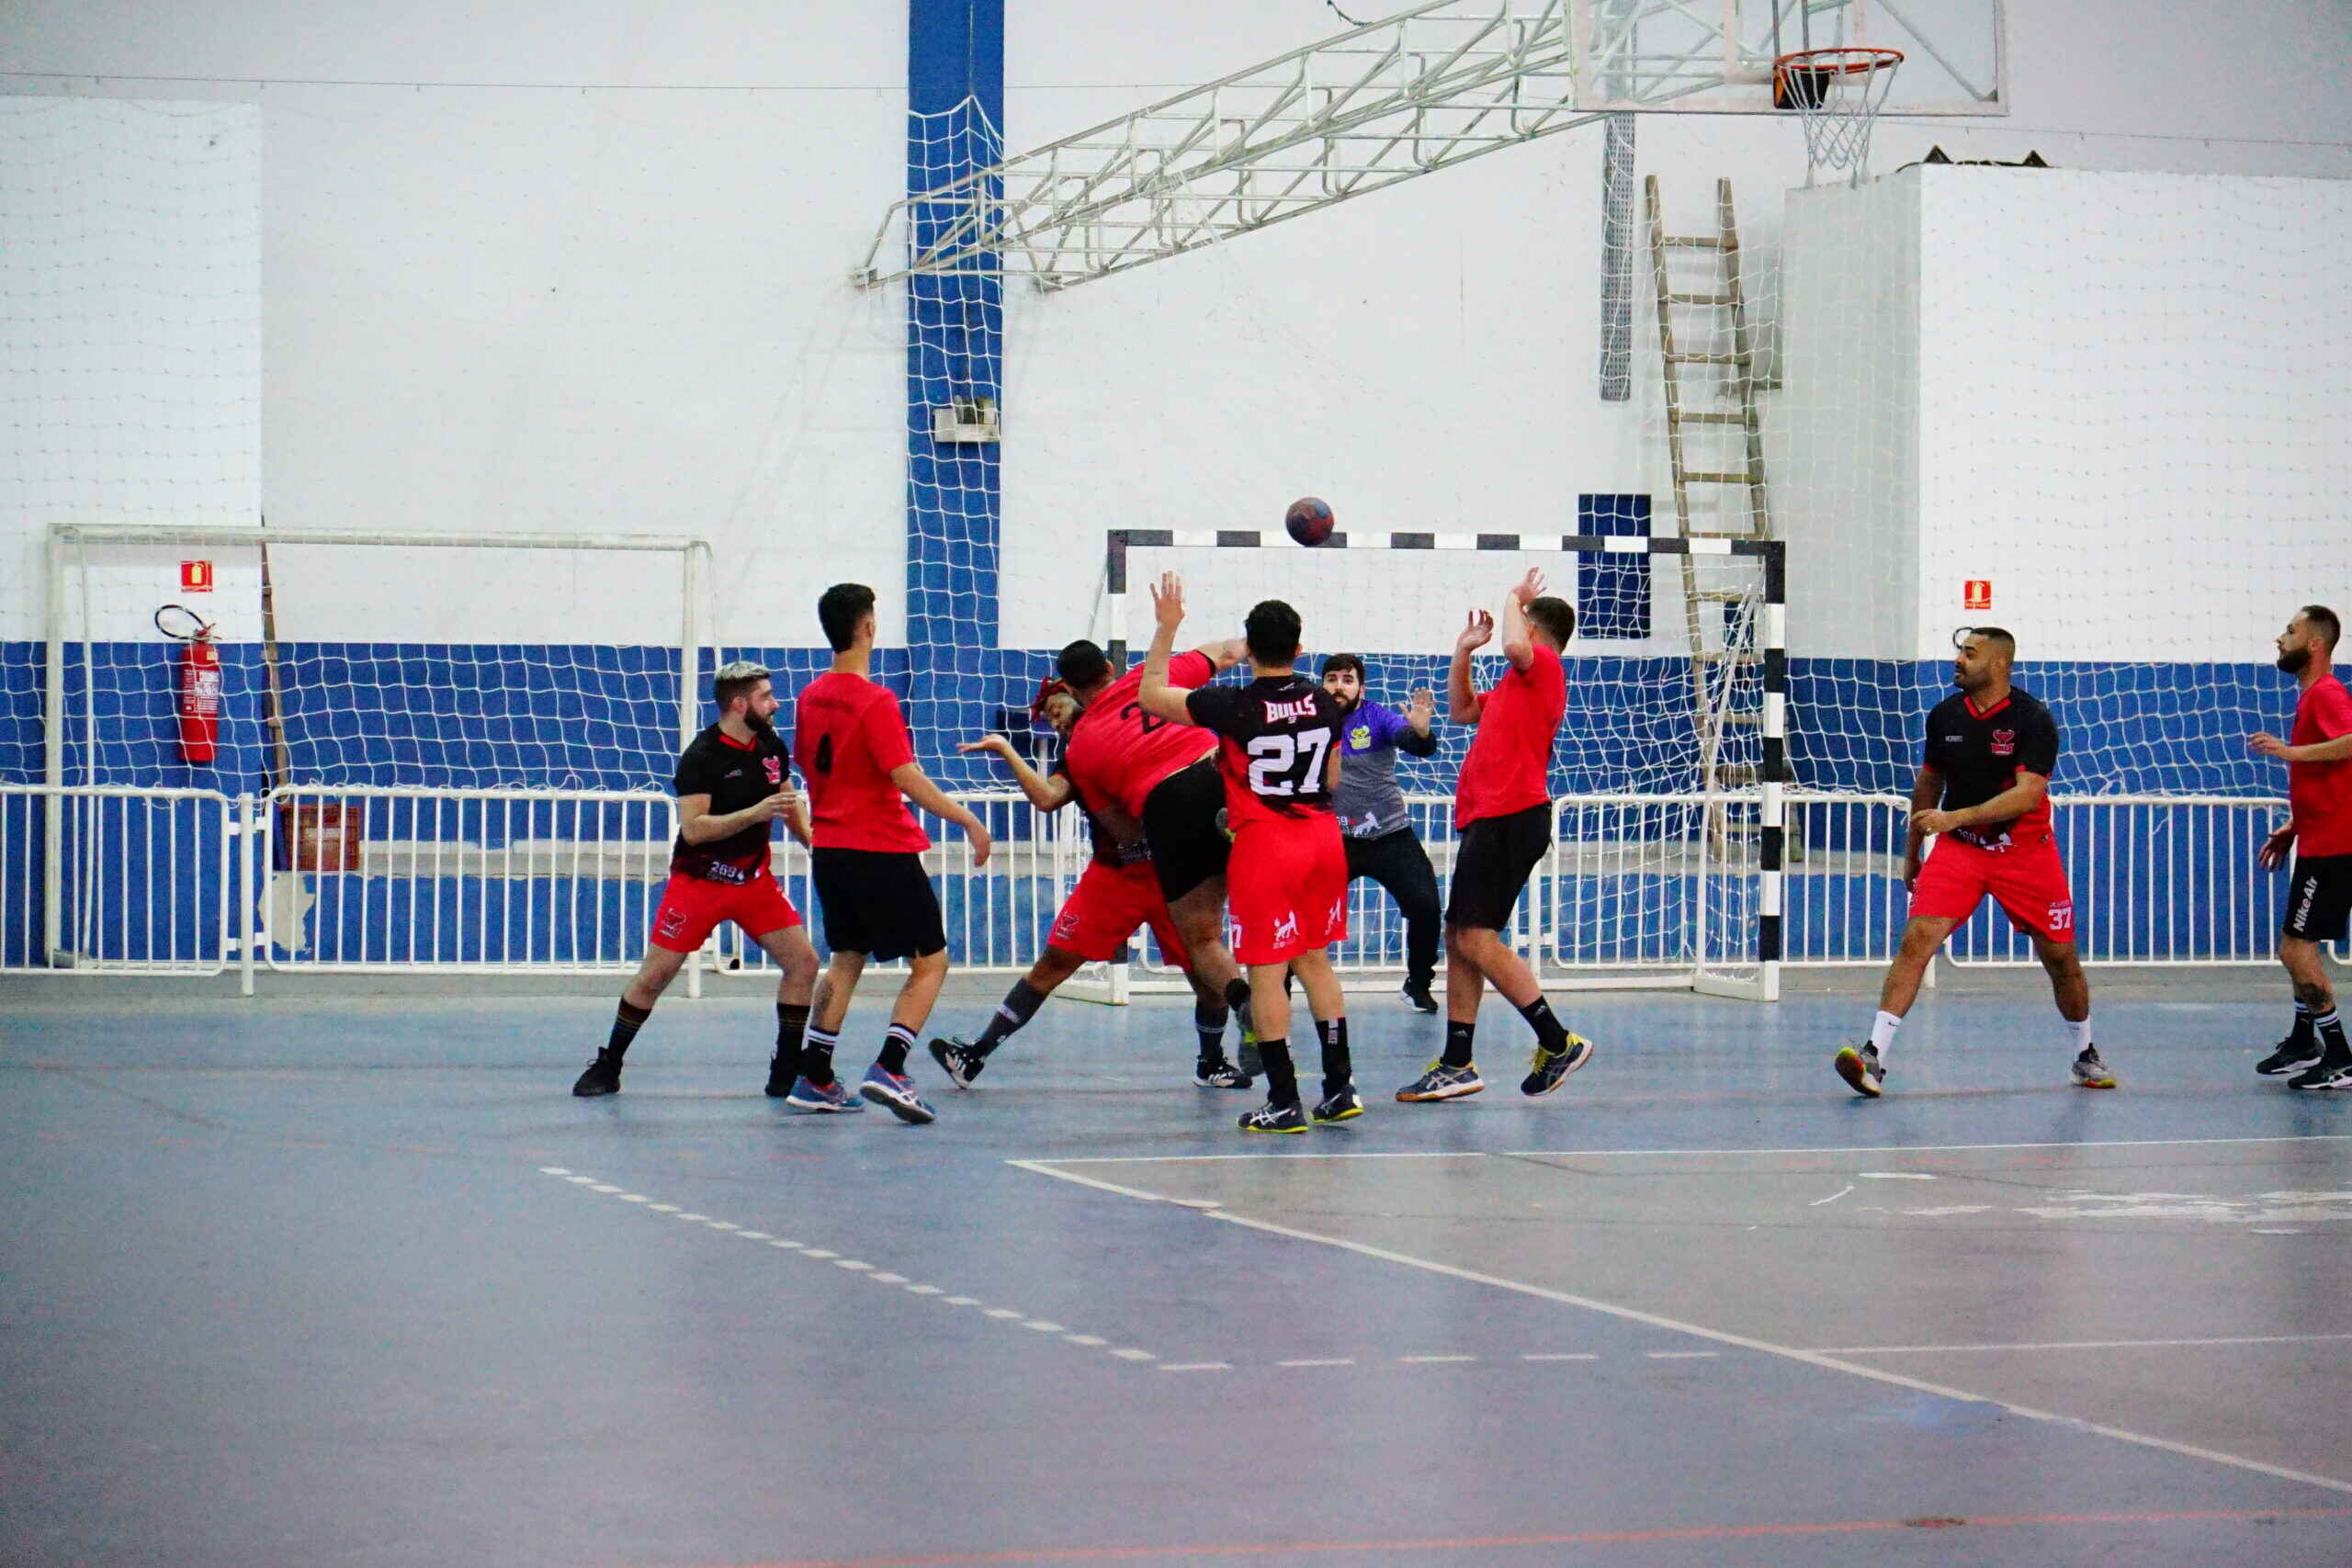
[1645,175,1777,840]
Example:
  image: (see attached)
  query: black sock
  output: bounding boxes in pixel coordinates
[878,1023,916,1076]
[1442,1019,1476,1069]
[606,999,651,1057]
[1256,1036,1301,1108]
[1517,995,1571,1054]
[1224,976,1255,1038]
[1194,998,1230,1065]
[975,980,1047,1055]
[2291,1001,2315,1043]
[774,1002,808,1064]
[799,1024,839,1086]
[2316,1010,2350,1062]
[1316,1016,1351,1098]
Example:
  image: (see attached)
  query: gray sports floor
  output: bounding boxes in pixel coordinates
[5,965,2349,1568]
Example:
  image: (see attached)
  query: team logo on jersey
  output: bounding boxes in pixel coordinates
[1350,724,1373,750]
[1263,696,1320,724]
[763,757,783,785]
[1990,728,2017,757]
[1273,911,1299,945]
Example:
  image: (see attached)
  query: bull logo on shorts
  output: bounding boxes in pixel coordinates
[1990,728,2016,757]
[1273,911,1299,944]
[763,757,783,785]
[656,907,688,940]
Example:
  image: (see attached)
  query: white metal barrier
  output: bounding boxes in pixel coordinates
[0,785,2305,989]
[1,785,239,976]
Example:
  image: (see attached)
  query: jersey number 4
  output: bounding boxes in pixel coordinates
[1246,728,1332,796]
[1119,700,1168,736]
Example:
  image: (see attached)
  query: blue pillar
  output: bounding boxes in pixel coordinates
[905,0,1005,773]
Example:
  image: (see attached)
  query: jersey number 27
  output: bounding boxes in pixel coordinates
[1246,728,1332,796]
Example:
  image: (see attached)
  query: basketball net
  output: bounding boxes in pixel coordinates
[1775,48,1904,187]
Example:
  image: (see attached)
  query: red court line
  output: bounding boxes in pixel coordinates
[668,1506,2352,1568]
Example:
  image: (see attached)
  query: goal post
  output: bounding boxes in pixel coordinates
[1093,525,1787,1000]
[39,522,709,969]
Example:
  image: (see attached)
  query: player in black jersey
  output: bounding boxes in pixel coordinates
[1835,628,2112,1097]
[572,661,822,1098]
[925,685,1247,1089]
[1142,576,1359,1133]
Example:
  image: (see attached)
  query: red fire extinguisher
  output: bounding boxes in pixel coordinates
[156,604,220,765]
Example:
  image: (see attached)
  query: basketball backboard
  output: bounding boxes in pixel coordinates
[1572,0,2006,116]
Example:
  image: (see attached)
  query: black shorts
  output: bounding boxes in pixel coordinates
[1445,804,1552,931]
[810,848,946,960]
[1141,759,1230,904]
[2283,853,2352,943]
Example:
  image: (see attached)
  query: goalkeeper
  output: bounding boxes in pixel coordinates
[1319,654,1443,1012]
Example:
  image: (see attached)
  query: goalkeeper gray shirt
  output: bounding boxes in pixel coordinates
[1331,701,1439,840]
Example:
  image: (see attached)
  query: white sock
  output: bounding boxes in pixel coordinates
[2067,1018,2095,1055]
[1869,1010,1902,1056]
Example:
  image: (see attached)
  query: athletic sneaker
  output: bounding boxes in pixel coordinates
[2256,1033,2322,1076]
[784,1076,866,1113]
[1193,1059,1254,1089]
[2070,1047,2118,1089]
[1396,1060,1484,1102]
[1312,1086,1364,1123]
[1833,1043,1884,1099]
[2289,1051,2352,1091]
[859,1065,937,1124]
[1237,1032,1263,1081]
[1238,1100,1309,1134]
[1401,980,1439,1014]
[1521,1032,1596,1098]
[572,1048,624,1097]
[928,1036,986,1089]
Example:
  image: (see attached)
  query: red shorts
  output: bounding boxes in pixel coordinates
[1909,834,2076,944]
[1227,814,1349,966]
[649,869,803,953]
[1048,858,1190,967]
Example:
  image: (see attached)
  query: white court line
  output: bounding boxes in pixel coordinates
[1028,1134,2352,1167]
[1523,1352,1599,1361]
[1278,1358,1356,1368]
[1649,1350,1721,1359]
[1809,1185,1855,1207]
[1013,1160,2352,1497]
[1817,1333,2352,1356]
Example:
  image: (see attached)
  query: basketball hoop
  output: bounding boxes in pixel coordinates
[1773,47,1904,187]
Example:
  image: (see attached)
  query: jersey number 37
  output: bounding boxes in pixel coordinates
[1246,728,1332,796]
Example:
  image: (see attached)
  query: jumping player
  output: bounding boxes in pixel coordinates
[573,660,821,1098]
[787,583,992,1123]
[1834,627,2115,1097]
[1057,633,1259,1059]
[2249,604,2352,1089]
[1321,654,1443,1011]
[1397,570,1594,1104]
[927,686,1250,1089]
[1141,574,1359,1134]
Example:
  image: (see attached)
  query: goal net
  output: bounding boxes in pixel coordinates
[1091,527,1786,998]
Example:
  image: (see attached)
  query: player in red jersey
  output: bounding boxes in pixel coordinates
[2250,604,2352,1089]
[1396,570,1595,1105]
[572,660,820,1098]
[1142,573,1359,1134]
[1834,627,2114,1097]
[1057,631,1260,1058]
[925,683,1250,1090]
[786,583,992,1124]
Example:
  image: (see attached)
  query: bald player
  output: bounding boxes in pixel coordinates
[1835,627,2115,1097]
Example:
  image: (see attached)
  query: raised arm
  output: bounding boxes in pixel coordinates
[1137,571,1198,724]
[1396,687,1440,757]
[1193,637,1250,675]
[1499,568,1543,672]
[956,732,1075,813]
[1449,609,1492,725]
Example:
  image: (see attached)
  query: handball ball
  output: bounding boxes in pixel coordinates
[1285,496,1335,546]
